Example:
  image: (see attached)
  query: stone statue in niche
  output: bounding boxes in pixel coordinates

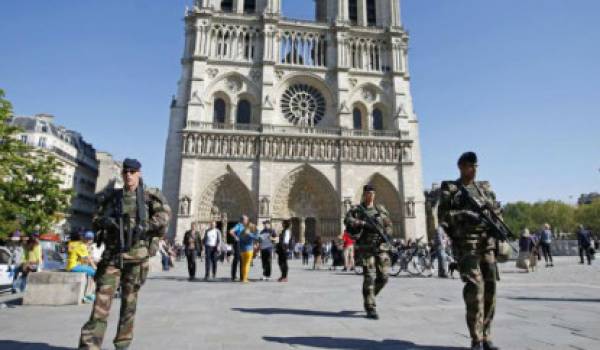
[179,197,191,216]
[260,197,270,216]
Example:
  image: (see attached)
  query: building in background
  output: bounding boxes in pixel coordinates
[10,114,99,233]
[95,151,123,193]
[163,0,427,243]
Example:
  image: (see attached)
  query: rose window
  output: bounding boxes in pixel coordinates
[280,84,326,126]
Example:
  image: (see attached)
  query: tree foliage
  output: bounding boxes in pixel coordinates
[503,199,598,237]
[0,89,73,239]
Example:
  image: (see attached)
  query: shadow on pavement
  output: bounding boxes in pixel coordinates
[0,341,74,350]
[233,308,363,318]
[508,296,600,303]
[263,336,465,350]
[147,276,234,283]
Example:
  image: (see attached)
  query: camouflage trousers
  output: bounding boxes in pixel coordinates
[79,259,149,350]
[459,250,497,343]
[361,251,391,312]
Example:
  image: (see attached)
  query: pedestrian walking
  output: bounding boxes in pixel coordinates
[203,220,222,280]
[277,220,291,282]
[158,236,170,271]
[577,224,593,265]
[539,223,554,267]
[516,229,536,272]
[183,222,201,280]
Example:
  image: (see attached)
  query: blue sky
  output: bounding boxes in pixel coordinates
[1,1,598,203]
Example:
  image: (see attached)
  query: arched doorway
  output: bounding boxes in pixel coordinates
[197,172,256,237]
[355,173,404,238]
[272,165,339,242]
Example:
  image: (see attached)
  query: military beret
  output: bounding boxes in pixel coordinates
[122,158,142,171]
[363,184,376,192]
[457,151,478,165]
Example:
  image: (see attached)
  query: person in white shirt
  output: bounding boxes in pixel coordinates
[203,221,222,280]
[277,220,291,282]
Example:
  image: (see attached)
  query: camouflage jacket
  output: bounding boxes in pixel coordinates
[93,185,171,263]
[344,203,393,252]
[438,179,501,251]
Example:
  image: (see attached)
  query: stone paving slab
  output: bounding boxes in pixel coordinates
[0,256,598,350]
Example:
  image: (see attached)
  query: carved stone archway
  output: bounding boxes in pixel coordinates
[355,173,404,238]
[272,165,339,242]
[197,172,256,223]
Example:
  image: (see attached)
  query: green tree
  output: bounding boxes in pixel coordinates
[503,201,535,236]
[530,200,576,234]
[0,89,73,239]
[576,199,600,233]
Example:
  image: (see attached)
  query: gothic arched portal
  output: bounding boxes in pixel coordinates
[354,173,404,238]
[197,172,256,223]
[272,165,339,242]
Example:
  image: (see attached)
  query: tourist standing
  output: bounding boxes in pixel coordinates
[517,229,536,272]
[539,223,554,267]
[66,231,97,302]
[433,226,450,277]
[183,223,201,280]
[9,231,25,294]
[341,230,355,271]
[258,220,276,281]
[313,236,323,270]
[158,236,170,271]
[239,223,259,282]
[203,220,222,280]
[277,220,291,282]
[19,232,42,292]
[577,224,593,265]
[229,215,249,281]
[301,243,310,266]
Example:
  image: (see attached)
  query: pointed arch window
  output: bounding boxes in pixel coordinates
[353,108,363,130]
[244,0,256,13]
[221,0,233,12]
[373,108,384,130]
[236,100,252,124]
[214,98,226,124]
[348,0,358,24]
[366,0,377,26]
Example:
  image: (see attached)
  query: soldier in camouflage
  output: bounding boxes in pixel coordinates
[438,152,501,350]
[344,184,393,320]
[78,158,171,350]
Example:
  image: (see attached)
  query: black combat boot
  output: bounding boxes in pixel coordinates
[366,309,379,320]
[470,341,483,350]
[483,341,500,350]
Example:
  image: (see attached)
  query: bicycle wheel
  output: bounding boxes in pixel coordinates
[407,255,424,276]
[389,261,401,276]
[420,256,434,277]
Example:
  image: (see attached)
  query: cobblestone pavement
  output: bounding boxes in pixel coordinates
[0,256,598,350]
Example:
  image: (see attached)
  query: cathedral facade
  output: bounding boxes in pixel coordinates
[163,0,426,244]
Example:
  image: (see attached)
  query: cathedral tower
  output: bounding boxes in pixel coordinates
[163,0,425,243]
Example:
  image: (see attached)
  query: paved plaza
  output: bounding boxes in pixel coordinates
[0,256,598,350]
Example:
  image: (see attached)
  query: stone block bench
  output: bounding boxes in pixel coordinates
[23,271,87,306]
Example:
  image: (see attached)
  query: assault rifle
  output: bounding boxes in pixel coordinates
[458,183,518,252]
[354,205,398,253]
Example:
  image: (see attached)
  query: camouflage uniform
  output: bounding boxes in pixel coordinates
[79,186,171,350]
[344,204,393,314]
[438,180,500,344]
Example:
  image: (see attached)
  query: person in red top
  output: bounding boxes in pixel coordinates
[341,230,355,271]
